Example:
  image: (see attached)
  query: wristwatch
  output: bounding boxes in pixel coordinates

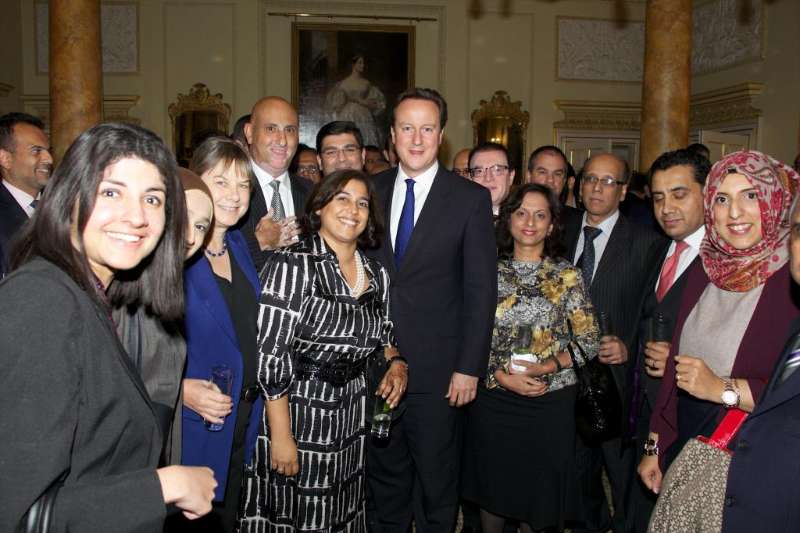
[643,437,659,457]
[721,379,740,409]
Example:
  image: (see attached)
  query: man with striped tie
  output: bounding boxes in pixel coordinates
[241,97,313,272]
[0,112,52,272]
[721,189,800,532]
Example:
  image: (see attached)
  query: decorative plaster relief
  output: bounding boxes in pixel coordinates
[557,0,763,82]
[557,18,644,82]
[36,3,138,74]
[692,0,762,74]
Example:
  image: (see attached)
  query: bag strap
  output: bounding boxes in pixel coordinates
[707,408,748,449]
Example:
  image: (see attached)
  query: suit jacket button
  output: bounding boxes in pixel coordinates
[737,439,748,451]
[725,496,735,507]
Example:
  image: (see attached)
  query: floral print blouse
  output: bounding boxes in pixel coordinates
[487,257,600,393]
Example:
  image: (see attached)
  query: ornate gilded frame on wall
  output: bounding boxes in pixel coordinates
[471,91,529,180]
[168,83,232,166]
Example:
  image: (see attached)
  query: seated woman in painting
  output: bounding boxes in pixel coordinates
[325,54,386,147]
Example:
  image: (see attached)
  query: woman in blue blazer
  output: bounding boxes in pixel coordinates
[176,137,264,532]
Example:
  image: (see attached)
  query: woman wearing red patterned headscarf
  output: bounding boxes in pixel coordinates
[638,150,800,496]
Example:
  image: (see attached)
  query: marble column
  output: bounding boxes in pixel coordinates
[639,0,692,171]
[49,0,102,163]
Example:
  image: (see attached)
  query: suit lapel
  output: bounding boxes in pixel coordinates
[248,180,268,226]
[397,167,452,271]
[749,331,800,417]
[378,170,398,277]
[186,255,238,346]
[290,174,309,216]
[563,214,581,262]
[230,233,260,296]
[593,215,629,284]
[0,182,30,224]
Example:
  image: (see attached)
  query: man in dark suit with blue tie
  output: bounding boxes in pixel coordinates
[627,148,710,532]
[563,153,664,533]
[366,88,497,532]
[721,192,800,532]
[0,113,52,270]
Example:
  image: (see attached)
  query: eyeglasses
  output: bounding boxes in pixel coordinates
[470,164,509,180]
[453,167,470,178]
[297,165,320,176]
[582,175,625,188]
[321,145,360,159]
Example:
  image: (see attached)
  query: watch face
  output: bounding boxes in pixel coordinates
[722,389,738,406]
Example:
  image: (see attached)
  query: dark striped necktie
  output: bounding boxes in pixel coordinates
[776,334,800,388]
[577,226,602,287]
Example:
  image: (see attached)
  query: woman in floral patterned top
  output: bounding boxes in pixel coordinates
[462,183,600,533]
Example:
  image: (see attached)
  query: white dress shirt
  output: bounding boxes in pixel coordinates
[389,162,438,248]
[2,181,36,217]
[573,210,620,283]
[250,163,295,218]
[654,225,705,294]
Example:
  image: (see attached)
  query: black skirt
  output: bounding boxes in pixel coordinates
[461,384,580,530]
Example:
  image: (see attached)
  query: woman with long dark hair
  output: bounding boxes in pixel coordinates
[0,122,216,531]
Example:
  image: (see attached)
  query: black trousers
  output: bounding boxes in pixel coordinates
[624,400,657,533]
[573,435,633,533]
[367,392,462,533]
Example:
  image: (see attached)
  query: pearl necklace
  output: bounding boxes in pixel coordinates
[204,241,228,257]
[348,251,366,297]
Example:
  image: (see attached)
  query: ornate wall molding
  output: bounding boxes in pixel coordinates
[21,94,141,129]
[0,83,14,98]
[690,83,764,128]
[167,83,231,125]
[554,100,642,131]
[554,83,763,134]
[36,2,139,74]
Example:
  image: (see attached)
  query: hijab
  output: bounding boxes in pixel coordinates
[701,150,800,292]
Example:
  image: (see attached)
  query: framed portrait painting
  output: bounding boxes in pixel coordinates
[292,23,415,149]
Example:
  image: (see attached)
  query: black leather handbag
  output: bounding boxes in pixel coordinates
[566,320,622,445]
[17,471,68,533]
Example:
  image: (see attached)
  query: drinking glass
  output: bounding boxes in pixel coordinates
[371,397,392,439]
[206,364,233,432]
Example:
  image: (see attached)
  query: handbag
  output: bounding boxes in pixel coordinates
[648,408,748,533]
[566,319,622,445]
[17,470,68,533]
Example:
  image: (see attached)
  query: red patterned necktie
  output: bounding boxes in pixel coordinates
[656,240,689,302]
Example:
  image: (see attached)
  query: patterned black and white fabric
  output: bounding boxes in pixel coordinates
[239,233,394,532]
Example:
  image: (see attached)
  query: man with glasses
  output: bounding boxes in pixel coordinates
[564,153,664,533]
[290,144,321,183]
[451,148,471,179]
[315,120,366,177]
[468,142,514,216]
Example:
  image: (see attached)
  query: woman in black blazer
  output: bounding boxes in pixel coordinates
[0,123,216,532]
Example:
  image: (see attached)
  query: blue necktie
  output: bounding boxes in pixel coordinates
[394,178,416,268]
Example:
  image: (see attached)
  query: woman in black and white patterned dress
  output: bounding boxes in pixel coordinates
[239,169,407,532]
